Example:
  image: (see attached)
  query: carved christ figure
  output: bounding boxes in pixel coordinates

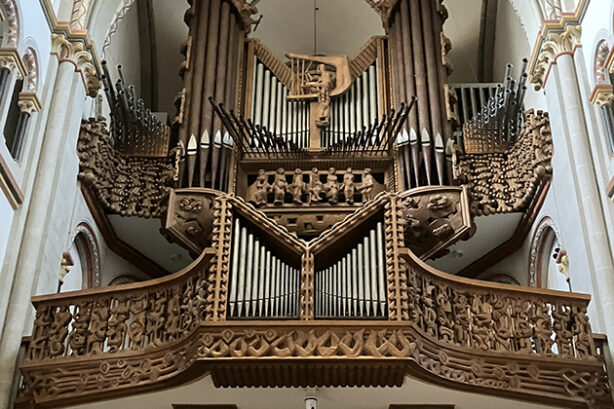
[304,64,335,128]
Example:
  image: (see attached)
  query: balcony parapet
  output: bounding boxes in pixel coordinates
[17,189,611,409]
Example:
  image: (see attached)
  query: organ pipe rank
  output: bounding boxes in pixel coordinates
[101,61,170,158]
[210,97,414,159]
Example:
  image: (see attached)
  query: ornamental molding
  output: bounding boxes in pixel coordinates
[531,24,582,90]
[0,48,26,76]
[528,0,588,90]
[589,84,614,107]
[50,33,101,97]
[17,92,42,114]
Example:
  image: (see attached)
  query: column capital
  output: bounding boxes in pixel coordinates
[51,33,101,98]
[531,24,582,90]
[589,84,614,107]
[17,92,42,114]
[0,48,26,76]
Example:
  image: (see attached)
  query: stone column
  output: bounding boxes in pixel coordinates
[0,34,99,409]
[539,25,614,347]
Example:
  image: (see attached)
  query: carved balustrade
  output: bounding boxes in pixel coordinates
[18,190,612,409]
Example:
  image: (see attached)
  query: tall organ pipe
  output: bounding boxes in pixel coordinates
[211,2,231,189]
[421,0,444,185]
[400,0,421,187]
[179,0,202,149]
[188,0,211,149]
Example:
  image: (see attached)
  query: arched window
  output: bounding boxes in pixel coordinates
[59,223,101,292]
[591,40,614,152]
[529,217,569,291]
[3,48,38,160]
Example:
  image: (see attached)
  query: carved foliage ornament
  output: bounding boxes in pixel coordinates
[0,0,18,47]
[51,33,101,97]
[531,24,582,90]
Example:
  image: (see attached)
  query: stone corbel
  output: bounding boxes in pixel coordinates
[17,92,43,114]
[51,33,101,97]
[0,48,26,77]
[589,84,614,107]
[531,24,582,90]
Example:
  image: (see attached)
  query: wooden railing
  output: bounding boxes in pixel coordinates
[17,191,612,409]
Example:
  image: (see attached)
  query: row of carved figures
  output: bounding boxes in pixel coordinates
[247,167,377,207]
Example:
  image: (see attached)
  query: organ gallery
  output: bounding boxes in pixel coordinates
[7,1,613,409]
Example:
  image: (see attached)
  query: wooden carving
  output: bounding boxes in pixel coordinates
[454,110,553,216]
[17,189,613,409]
[77,118,178,218]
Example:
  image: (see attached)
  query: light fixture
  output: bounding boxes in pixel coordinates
[305,396,317,409]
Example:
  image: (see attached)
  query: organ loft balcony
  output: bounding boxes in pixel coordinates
[14,0,613,409]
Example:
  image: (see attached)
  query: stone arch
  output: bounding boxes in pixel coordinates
[528,216,563,288]
[22,47,38,92]
[594,39,611,85]
[69,222,102,288]
[0,0,18,47]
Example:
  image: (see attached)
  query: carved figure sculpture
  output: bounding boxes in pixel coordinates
[309,167,323,203]
[254,169,270,207]
[342,168,355,204]
[324,167,339,204]
[48,307,71,357]
[359,168,375,201]
[290,168,305,204]
[272,168,288,205]
[304,64,335,128]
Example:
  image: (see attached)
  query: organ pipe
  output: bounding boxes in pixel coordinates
[315,223,387,319]
[228,217,301,319]
[178,0,245,189]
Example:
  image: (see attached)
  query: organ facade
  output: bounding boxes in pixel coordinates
[1,1,614,409]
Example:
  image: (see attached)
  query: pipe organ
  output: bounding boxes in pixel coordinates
[320,64,380,148]
[315,223,387,319]
[228,217,301,319]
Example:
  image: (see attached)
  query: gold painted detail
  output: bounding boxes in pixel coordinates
[590,84,614,107]
[530,24,582,90]
[51,33,101,97]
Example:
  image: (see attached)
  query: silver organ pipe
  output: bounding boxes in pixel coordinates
[321,63,380,147]
[314,222,387,319]
[228,217,301,319]
[251,59,310,148]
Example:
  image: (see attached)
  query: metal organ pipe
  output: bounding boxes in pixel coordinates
[250,60,311,148]
[228,218,301,319]
[314,223,387,319]
[321,65,379,147]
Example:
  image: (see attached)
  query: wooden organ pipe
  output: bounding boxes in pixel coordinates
[228,217,300,319]
[400,0,421,188]
[250,60,310,148]
[390,0,450,189]
[431,1,453,181]
[320,65,379,147]
[420,0,444,185]
[315,223,387,319]
[179,0,244,189]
